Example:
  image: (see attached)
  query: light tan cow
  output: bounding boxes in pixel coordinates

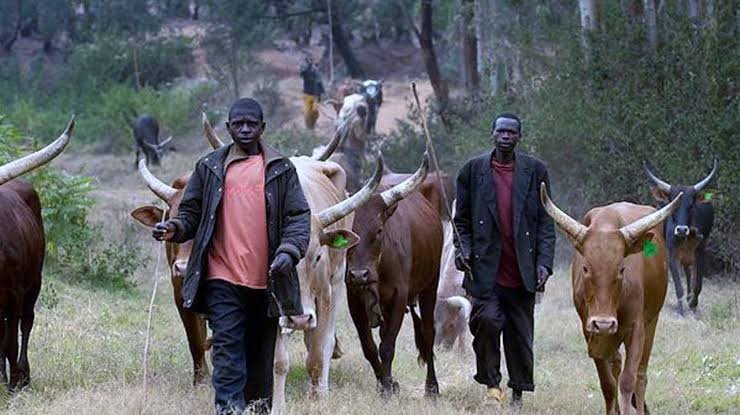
[541,183,681,415]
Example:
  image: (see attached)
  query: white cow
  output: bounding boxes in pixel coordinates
[434,212,472,353]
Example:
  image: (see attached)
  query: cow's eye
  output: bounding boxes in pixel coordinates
[315,254,322,263]
[582,266,588,274]
[618,267,625,279]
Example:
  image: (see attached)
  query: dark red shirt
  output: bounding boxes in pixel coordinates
[492,157,522,288]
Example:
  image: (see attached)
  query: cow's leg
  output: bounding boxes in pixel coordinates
[378,297,405,398]
[271,331,288,415]
[305,287,335,399]
[15,288,39,390]
[689,246,706,310]
[0,317,6,385]
[668,255,686,315]
[618,325,645,415]
[594,357,619,415]
[347,290,382,381]
[173,278,209,385]
[5,312,20,392]
[634,317,658,415]
[417,291,439,397]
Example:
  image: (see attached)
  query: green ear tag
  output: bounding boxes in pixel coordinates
[332,234,349,248]
[704,192,713,201]
[643,240,658,258]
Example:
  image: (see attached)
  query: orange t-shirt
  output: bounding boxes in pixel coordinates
[207,155,269,289]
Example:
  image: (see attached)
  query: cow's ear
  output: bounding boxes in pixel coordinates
[649,187,670,203]
[626,230,658,256]
[131,205,166,227]
[320,229,360,251]
[696,189,718,204]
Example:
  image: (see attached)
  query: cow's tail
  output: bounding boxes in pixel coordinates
[408,304,430,367]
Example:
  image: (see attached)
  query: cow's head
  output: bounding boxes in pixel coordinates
[130,159,193,280]
[541,183,681,335]
[142,135,173,166]
[346,154,429,328]
[336,94,368,147]
[282,158,384,331]
[360,79,383,102]
[644,159,718,239]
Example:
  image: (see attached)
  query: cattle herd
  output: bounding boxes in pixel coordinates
[0,107,720,415]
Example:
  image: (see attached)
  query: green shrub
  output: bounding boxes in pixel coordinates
[65,34,193,89]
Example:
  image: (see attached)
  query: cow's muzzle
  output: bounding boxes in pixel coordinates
[279,308,317,331]
[172,260,188,278]
[587,316,618,335]
[674,225,690,237]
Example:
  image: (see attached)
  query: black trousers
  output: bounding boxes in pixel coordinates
[469,283,535,392]
[204,279,279,415]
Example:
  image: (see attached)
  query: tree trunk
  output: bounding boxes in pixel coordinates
[0,0,21,52]
[643,0,657,55]
[578,0,599,62]
[461,0,479,92]
[418,0,449,106]
[330,8,365,79]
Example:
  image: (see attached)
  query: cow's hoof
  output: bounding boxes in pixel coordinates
[425,382,439,398]
[392,381,400,396]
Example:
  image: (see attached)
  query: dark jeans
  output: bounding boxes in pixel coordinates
[469,283,535,392]
[204,279,279,415]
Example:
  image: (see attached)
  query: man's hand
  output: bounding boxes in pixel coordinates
[269,252,294,277]
[152,221,175,242]
[455,254,471,273]
[536,265,551,292]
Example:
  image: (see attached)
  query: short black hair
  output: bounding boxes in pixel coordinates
[492,112,522,133]
[228,98,263,122]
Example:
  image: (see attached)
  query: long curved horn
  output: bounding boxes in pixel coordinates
[539,182,588,246]
[317,157,384,228]
[138,158,177,202]
[0,115,75,186]
[693,158,718,191]
[619,192,683,245]
[203,112,225,149]
[158,135,173,148]
[380,153,429,207]
[642,161,671,193]
[314,123,345,161]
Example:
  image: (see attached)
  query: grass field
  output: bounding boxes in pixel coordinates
[3,259,737,414]
[2,147,736,415]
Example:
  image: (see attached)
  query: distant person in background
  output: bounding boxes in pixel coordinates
[299,55,325,129]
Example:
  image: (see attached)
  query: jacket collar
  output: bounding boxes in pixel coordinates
[202,141,290,180]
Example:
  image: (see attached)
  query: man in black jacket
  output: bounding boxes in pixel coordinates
[454,113,555,410]
[153,98,310,414]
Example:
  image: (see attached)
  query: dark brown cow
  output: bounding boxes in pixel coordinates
[0,117,74,390]
[345,154,443,397]
[541,183,681,415]
[643,160,718,314]
[130,160,210,385]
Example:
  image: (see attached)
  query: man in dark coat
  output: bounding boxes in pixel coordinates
[454,113,555,410]
[153,98,310,414]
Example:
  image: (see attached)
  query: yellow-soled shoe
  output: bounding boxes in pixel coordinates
[486,386,505,403]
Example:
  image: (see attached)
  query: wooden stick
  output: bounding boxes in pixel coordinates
[141,204,168,413]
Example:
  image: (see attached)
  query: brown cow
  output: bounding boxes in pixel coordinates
[130,160,210,385]
[345,154,442,397]
[540,183,681,415]
[0,117,74,390]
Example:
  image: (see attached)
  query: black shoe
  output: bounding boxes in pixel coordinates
[510,389,523,411]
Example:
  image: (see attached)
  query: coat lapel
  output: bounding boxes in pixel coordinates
[478,154,500,229]
[512,152,532,236]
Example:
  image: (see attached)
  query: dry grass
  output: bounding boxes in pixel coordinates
[21,120,739,414]
[5,256,738,414]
